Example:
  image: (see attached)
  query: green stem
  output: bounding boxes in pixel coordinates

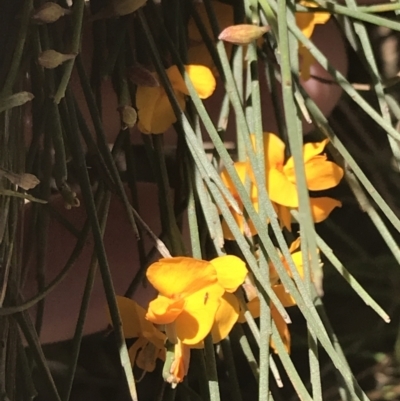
[152,135,185,256]
[54,0,85,104]
[204,335,221,401]
[62,189,110,401]
[63,89,138,401]
[0,0,33,97]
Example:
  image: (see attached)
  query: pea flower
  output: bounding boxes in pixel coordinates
[209,255,248,343]
[220,133,342,236]
[296,1,331,80]
[136,64,216,134]
[220,162,258,240]
[146,255,246,345]
[242,237,322,352]
[114,296,166,373]
[145,255,247,385]
[259,132,343,229]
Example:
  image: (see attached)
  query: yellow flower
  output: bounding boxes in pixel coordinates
[114,296,166,373]
[241,284,296,353]
[256,132,343,230]
[209,255,248,343]
[136,64,216,134]
[146,256,246,345]
[220,162,258,240]
[163,339,191,387]
[241,238,322,353]
[220,133,342,236]
[296,1,331,80]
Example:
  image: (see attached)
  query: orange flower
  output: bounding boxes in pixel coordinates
[296,1,331,80]
[114,296,166,373]
[163,339,191,388]
[136,65,216,134]
[240,237,322,353]
[241,283,296,353]
[269,237,305,285]
[256,132,343,230]
[209,255,248,342]
[145,255,246,345]
[220,162,258,240]
[220,133,342,236]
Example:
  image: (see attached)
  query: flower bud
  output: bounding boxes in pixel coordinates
[218,24,270,45]
[0,169,40,190]
[60,184,80,209]
[0,91,34,113]
[18,173,41,190]
[38,50,76,69]
[120,106,138,128]
[32,2,71,24]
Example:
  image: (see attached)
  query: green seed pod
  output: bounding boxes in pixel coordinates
[38,50,76,69]
[120,106,138,128]
[32,2,71,24]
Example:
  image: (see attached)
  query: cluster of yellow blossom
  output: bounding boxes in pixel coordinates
[220,132,343,238]
[117,255,247,386]
[115,242,314,386]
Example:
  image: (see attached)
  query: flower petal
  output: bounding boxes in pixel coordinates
[268,169,299,207]
[211,293,240,343]
[221,207,258,240]
[146,257,219,298]
[299,45,315,81]
[128,337,148,366]
[303,139,329,162]
[114,296,149,338]
[310,197,342,223]
[210,255,247,292]
[136,86,160,134]
[239,297,260,322]
[166,65,187,94]
[175,283,223,344]
[185,65,216,99]
[251,132,285,170]
[273,284,296,308]
[273,203,292,231]
[290,251,305,280]
[270,303,291,353]
[136,341,163,373]
[221,161,257,201]
[146,295,185,325]
[303,157,344,191]
[265,132,285,170]
[170,340,191,384]
[288,237,301,253]
[295,10,330,39]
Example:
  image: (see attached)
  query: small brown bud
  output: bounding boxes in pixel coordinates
[0,91,34,113]
[218,24,270,45]
[0,170,40,190]
[38,50,76,69]
[32,2,71,24]
[128,64,159,87]
[60,184,80,209]
[120,106,137,128]
[17,173,41,190]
